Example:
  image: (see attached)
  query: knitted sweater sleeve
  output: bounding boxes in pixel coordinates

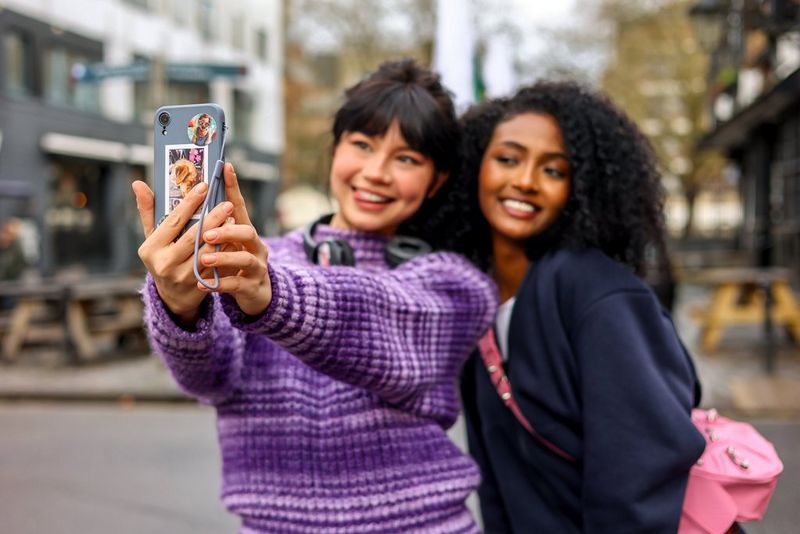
[142,274,244,404]
[220,252,497,406]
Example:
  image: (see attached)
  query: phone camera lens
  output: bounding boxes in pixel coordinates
[158,111,171,127]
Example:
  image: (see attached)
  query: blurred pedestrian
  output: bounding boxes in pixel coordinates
[132,60,497,533]
[457,81,706,532]
[0,217,27,281]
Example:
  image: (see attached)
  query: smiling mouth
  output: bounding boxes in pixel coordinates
[501,198,540,214]
[353,187,393,204]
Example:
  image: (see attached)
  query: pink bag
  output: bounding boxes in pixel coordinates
[679,408,783,533]
[477,330,783,534]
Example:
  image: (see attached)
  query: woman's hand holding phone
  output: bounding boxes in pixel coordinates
[132,178,237,325]
[196,163,272,317]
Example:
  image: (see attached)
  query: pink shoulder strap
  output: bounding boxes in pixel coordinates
[477,329,576,462]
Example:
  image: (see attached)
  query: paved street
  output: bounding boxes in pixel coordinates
[0,403,238,534]
[1,402,798,533]
[0,402,481,534]
[1,282,799,532]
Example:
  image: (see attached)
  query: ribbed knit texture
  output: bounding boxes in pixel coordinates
[142,225,498,533]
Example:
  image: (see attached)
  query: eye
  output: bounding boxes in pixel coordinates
[397,154,422,165]
[351,139,371,151]
[544,166,568,178]
[495,155,519,166]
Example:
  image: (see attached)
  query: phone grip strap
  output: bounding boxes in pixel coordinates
[193,158,225,290]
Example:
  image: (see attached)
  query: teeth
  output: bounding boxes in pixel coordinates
[358,190,390,202]
[502,199,536,213]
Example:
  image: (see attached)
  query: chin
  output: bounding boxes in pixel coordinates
[341,212,387,232]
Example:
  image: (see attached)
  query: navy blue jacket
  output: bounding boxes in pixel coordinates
[462,248,705,533]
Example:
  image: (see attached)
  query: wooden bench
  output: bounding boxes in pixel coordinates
[683,267,800,353]
[0,275,146,363]
[65,276,146,361]
[0,280,70,361]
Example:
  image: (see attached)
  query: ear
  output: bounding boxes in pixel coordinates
[426,171,449,199]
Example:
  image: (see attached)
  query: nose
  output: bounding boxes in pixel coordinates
[512,162,539,193]
[362,154,390,184]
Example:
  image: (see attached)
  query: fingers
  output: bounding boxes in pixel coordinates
[132,181,155,237]
[148,182,209,247]
[202,223,262,253]
[223,163,253,226]
[175,199,234,250]
[199,249,264,276]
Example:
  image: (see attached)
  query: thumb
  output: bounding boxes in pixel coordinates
[132,180,156,237]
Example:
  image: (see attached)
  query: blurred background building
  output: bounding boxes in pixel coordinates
[689,0,800,275]
[0,0,283,276]
[1,0,799,281]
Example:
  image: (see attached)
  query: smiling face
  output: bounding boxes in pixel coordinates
[197,115,211,135]
[478,112,571,251]
[329,121,446,236]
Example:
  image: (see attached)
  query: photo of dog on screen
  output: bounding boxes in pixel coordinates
[165,144,207,217]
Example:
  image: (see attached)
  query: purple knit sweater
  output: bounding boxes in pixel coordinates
[142,225,497,533]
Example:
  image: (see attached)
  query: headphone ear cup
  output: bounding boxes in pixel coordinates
[335,239,355,266]
[315,238,356,266]
[385,236,432,267]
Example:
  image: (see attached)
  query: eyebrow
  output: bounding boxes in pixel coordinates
[497,140,569,161]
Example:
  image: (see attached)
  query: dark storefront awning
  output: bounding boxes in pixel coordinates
[699,67,800,151]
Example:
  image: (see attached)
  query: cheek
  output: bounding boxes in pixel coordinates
[551,182,571,210]
[395,169,435,204]
[477,165,501,215]
[330,147,360,184]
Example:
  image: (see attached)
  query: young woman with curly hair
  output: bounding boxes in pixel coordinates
[457,81,706,532]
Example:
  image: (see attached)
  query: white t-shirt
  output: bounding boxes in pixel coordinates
[494,297,516,362]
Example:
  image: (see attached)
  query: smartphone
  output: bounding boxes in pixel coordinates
[153,103,226,229]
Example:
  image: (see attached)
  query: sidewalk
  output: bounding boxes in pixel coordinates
[675,283,800,417]
[0,353,185,402]
[1,284,799,415]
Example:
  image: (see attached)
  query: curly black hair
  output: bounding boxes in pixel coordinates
[455,81,669,278]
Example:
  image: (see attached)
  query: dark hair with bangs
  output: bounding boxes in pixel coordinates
[331,59,464,248]
[332,59,458,174]
[456,81,670,279]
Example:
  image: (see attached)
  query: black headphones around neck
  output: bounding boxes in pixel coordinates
[303,214,432,268]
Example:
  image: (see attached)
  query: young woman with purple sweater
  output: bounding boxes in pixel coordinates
[131,60,497,533]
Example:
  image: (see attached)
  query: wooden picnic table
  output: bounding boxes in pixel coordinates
[0,275,146,363]
[0,279,70,361]
[65,276,146,361]
[683,267,800,355]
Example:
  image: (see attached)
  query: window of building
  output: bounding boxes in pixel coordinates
[132,55,152,124]
[4,30,35,97]
[43,47,101,113]
[121,0,150,9]
[255,29,268,62]
[198,0,214,41]
[233,89,254,143]
[165,82,210,106]
[232,15,245,50]
[46,159,110,270]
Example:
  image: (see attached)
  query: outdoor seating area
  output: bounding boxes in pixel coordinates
[683,267,800,354]
[0,274,147,364]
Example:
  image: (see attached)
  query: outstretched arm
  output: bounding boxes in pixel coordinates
[222,254,497,408]
[195,165,497,409]
[142,277,244,404]
[133,173,244,403]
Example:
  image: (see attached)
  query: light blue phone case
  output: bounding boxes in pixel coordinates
[153,103,226,229]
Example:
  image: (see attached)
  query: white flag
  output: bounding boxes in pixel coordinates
[433,0,475,112]
[483,34,516,98]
